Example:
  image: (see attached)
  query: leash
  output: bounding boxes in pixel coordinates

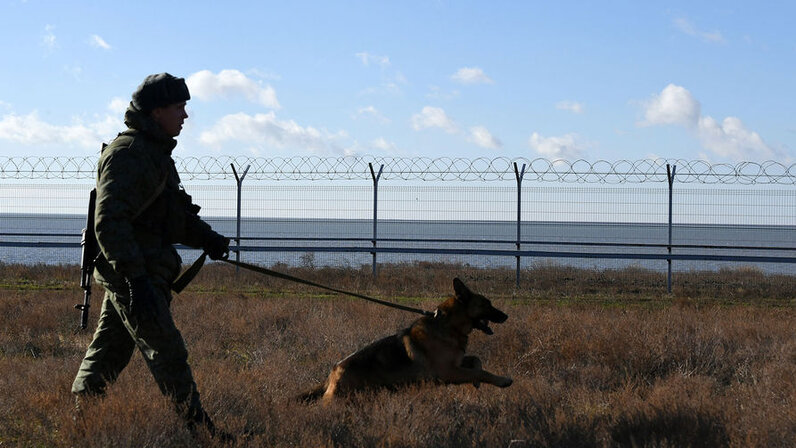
[173,252,433,317]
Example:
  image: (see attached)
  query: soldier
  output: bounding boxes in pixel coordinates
[72,73,231,440]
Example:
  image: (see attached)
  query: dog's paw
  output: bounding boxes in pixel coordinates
[472,380,481,389]
[496,376,513,388]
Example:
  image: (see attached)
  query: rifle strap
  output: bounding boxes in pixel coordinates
[133,176,168,220]
[172,252,207,293]
[89,173,167,225]
[90,175,168,266]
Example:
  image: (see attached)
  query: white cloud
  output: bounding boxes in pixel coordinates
[355,106,390,124]
[355,52,391,68]
[64,65,83,81]
[640,84,700,127]
[245,68,282,81]
[393,71,407,84]
[199,111,348,154]
[673,17,726,44]
[0,111,120,149]
[359,81,405,96]
[410,106,458,133]
[426,85,461,100]
[41,25,56,51]
[451,67,494,85]
[186,69,280,109]
[640,84,778,161]
[107,97,128,114]
[468,126,502,150]
[528,132,586,159]
[371,137,398,153]
[410,108,503,150]
[355,53,407,97]
[90,34,111,50]
[556,100,584,114]
[696,116,776,161]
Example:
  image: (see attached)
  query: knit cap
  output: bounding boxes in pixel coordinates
[131,73,190,113]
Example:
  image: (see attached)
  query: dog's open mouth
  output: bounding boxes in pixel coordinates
[473,308,508,335]
[474,319,494,335]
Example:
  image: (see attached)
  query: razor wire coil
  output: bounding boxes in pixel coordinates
[1,156,794,184]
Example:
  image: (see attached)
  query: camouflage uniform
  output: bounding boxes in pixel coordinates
[72,97,221,428]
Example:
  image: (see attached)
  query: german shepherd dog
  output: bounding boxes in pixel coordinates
[301,278,512,404]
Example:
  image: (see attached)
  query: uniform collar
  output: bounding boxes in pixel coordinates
[122,103,178,153]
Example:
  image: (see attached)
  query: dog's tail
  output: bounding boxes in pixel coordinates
[297,383,326,404]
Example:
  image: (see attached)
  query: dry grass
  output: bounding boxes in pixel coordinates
[0,261,794,447]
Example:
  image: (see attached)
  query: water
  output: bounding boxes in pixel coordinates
[1,214,794,274]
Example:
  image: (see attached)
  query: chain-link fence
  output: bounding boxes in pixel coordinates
[1,157,794,287]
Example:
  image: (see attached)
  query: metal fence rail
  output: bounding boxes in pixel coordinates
[1,157,794,292]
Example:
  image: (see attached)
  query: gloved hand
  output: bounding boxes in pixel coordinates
[126,275,160,320]
[204,232,230,261]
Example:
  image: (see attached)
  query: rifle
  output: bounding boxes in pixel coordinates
[75,188,99,330]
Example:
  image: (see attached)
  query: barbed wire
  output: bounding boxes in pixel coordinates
[0,156,794,184]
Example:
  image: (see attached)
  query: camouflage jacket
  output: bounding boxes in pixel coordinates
[93,105,215,289]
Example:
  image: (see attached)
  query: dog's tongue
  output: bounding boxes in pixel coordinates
[474,319,493,335]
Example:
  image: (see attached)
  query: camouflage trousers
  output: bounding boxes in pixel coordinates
[71,280,206,423]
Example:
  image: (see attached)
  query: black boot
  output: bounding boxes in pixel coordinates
[187,409,235,444]
[72,390,105,424]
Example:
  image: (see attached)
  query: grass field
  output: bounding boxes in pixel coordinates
[0,262,794,447]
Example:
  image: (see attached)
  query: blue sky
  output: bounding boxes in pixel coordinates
[1,0,794,163]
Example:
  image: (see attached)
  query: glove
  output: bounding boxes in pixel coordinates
[204,232,230,261]
[126,275,160,320]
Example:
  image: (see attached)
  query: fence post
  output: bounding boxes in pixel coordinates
[514,162,526,288]
[231,163,250,273]
[369,163,384,278]
[666,163,676,293]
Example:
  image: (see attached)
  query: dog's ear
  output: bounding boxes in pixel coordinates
[453,278,471,301]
